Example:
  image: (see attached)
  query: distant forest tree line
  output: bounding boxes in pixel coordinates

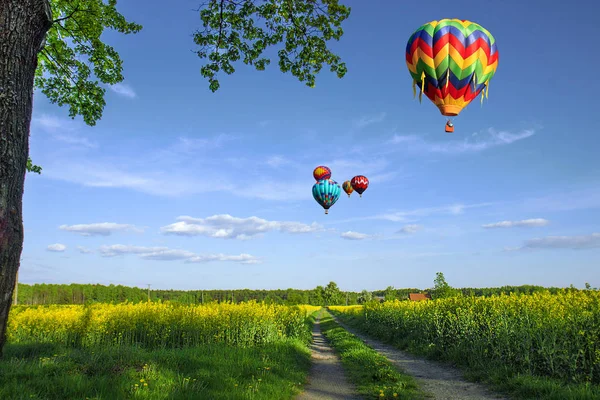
[13,279,592,306]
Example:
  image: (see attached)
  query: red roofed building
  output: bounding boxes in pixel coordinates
[408,293,431,301]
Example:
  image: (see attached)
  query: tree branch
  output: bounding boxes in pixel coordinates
[52,8,81,24]
[52,7,99,24]
[215,0,226,51]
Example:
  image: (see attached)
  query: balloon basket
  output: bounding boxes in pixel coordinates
[324,209,329,214]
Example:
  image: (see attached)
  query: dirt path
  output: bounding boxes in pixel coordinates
[331,314,508,400]
[295,314,361,400]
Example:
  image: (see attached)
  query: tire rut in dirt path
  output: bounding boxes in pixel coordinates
[331,314,509,400]
[295,314,362,400]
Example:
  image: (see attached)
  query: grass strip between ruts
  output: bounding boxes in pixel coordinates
[319,310,428,400]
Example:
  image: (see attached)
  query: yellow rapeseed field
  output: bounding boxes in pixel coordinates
[296,305,322,316]
[328,305,362,312]
[8,301,315,348]
[332,290,600,384]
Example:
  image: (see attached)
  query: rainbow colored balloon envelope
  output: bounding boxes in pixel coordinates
[312,179,341,214]
[405,19,499,117]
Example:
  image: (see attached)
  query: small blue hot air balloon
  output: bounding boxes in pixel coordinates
[312,179,341,214]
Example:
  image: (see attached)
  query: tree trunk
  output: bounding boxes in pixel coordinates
[0,0,52,356]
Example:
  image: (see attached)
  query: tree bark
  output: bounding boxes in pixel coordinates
[0,0,52,356]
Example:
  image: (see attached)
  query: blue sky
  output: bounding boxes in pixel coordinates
[21,0,600,291]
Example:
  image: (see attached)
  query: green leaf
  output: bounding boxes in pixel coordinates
[26,158,42,175]
[36,0,142,126]
[194,0,351,91]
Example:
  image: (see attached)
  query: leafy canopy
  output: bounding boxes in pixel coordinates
[25,0,142,174]
[36,0,142,126]
[26,0,351,172]
[194,0,351,92]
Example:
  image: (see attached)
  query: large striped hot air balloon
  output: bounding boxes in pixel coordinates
[405,19,499,132]
[312,179,341,214]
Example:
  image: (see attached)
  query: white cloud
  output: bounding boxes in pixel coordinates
[34,114,67,131]
[140,249,197,261]
[98,244,260,264]
[77,246,93,254]
[324,158,388,181]
[42,160,236,197]
[99,245,161,257]
[235,181,307,201]
[518,187,600,213]
[265,155,290,167]
[32,114,96,148]
[389,128,536,154]
[59,223,145,236]
[519,233,600,250]
[353,112,386,129]
[109,82,136,98]
[161,214,321,239]
[340,231,371,240]
[52,134,96,148]
[327,202,492,226]
[186,253,260,264]
[503,246,521,252]
[376,203,489,222]
[398,224,421,234]
[170,134,235,153]
[47,243,66,252]
[483,218,549,229]
[38,133,396,202]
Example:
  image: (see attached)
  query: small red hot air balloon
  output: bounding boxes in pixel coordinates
[342,180,353,197]
[313,165,331,181]
[351,175,369,197]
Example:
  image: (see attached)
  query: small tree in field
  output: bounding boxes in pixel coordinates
[431,272,460,299]
[383,286,397,301]
[357,289,372,304]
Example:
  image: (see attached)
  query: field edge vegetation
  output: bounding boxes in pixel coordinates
[1,304,322,400]
[330,296,600,400]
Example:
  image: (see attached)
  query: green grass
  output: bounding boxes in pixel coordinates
[319,311,427,400]
[0,340,311,400]
[331,310,600,400]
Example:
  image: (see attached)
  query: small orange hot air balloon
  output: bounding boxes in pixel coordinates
[342,180,353,197]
